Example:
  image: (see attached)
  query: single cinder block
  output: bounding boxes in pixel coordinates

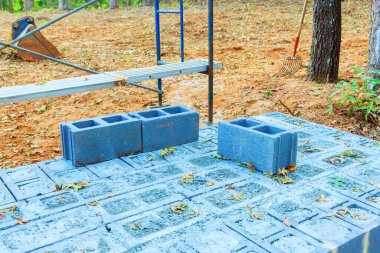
[61,113,142,166]
[218,118,298,174]
[129,105,199,152]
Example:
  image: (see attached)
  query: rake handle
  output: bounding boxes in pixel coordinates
[293,0,308,57]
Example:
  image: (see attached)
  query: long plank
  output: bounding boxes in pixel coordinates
[0,60,222,105]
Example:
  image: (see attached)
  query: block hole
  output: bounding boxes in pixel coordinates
[162,106,189,114]
[102,115,129,123]
[73,120,100,129]
[138,110,166,118]
[254,125,285,135]
[230,119,261,128]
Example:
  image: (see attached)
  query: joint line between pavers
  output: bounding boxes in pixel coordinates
[0,173,17,202]
[28,227,102,253]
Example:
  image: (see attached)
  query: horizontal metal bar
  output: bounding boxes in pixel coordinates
[127,82,163,94]
[157,60,172,65]
[0,41,99,74]
[0,0,100,52]
[0,60,222,105]
[157,10,180,14]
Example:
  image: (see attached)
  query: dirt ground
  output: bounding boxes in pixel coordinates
[0,0,378,169]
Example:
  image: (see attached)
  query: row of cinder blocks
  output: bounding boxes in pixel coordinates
[61,105,199,166]
[218,118,298,174]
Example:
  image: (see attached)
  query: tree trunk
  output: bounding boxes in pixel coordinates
[23,0,32,11]
[144,0,153,6]
[109,0,119,8]
[50,0,54,8]
[8,0,13,12]
[58,0,69,9]
[368,0,380,80]
[125,0,131,7]
[309,0,341,83]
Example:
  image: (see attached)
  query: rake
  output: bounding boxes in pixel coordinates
[275,0,308,77]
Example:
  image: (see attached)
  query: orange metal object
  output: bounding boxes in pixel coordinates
[11,17,62,62]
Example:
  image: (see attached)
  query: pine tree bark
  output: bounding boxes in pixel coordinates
[368,0,380,80]
[8,0,13,12]
[144,0,153,6]
[109,0,119,8]
[23,0,31,11]
[58,0,69,9]
[309,0,341,83]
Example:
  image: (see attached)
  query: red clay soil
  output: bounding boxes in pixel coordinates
[0,0,378,169]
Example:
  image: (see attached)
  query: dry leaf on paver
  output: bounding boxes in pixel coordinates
[88,200,99,206]
[57,198,66,203]
[16,217,28,225]
[53,183,63,192]
[129,223,141,230]
[180,173,195,183]
[366,197,378,203]
[315,194,329,202]
[333,206,367,221]
[358,156,366,163]
[300,140,310,148]
[160,147,175,158]
[0,214,3,219]
[225,184,235,190]
[186,211,201,216]
[206,181,215,186]
[146,156,155,163]
[327,156,345,164]
[283,217,291,227]
[277,168,288,176]
[288,163,297,173]
[236,162,256,173]
[264,172,275,178]
[170,204,188,214]
[342,150,358,157]
[352,187,362,192]
[106,195,117,199]
[0,205,17,214]
[228,193,245,200]
[211,154,229,160]
[274,176,294,184]
[246,163,256,173]
[303,148,322,153]
[65,181,90,192]
[202,138,213,143]
[246,205,263,220]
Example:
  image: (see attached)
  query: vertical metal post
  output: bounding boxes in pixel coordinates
[208,0,214,124]
[179,0,185,62]
[154,0,163,106]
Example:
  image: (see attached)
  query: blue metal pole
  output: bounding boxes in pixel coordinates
[179,0,185,62]
[154,0,163,106]
[208,0,214,124]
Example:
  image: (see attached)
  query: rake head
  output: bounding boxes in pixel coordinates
[274,55,303,77]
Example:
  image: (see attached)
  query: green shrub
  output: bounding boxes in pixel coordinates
[327,67,380,121]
